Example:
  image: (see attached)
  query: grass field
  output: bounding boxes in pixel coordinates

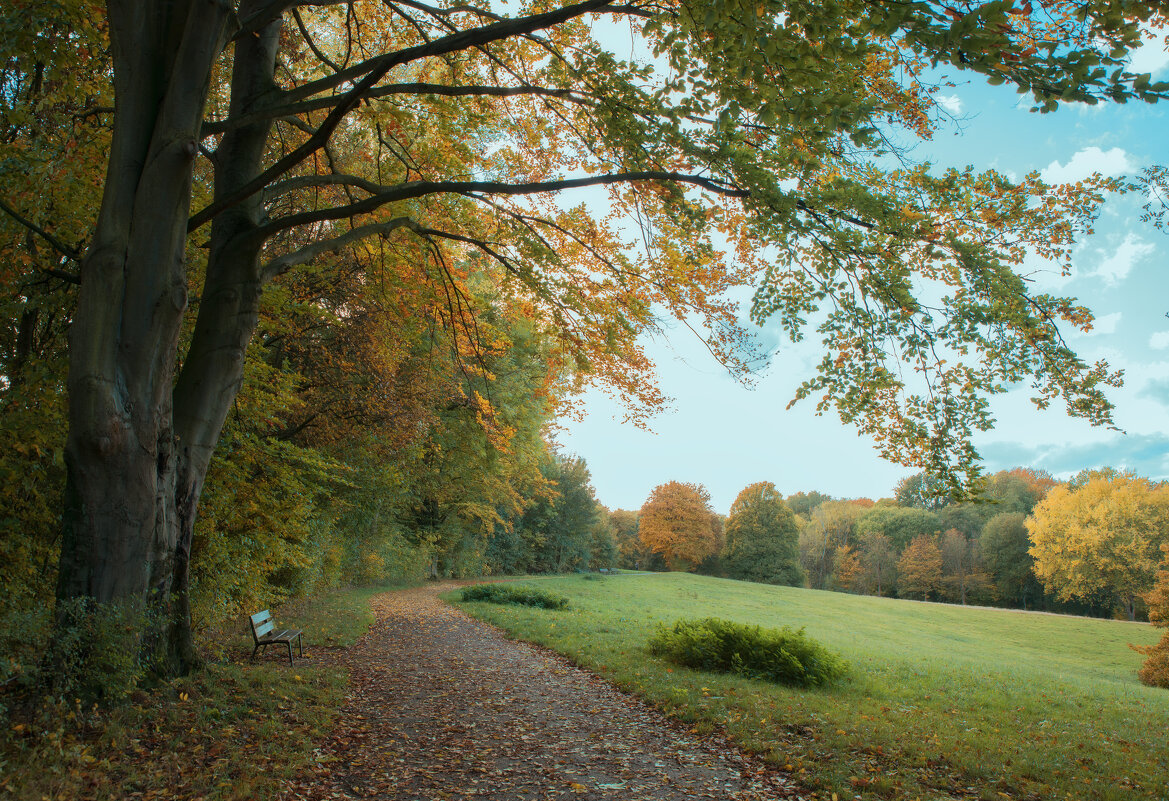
[452,572,1169,801]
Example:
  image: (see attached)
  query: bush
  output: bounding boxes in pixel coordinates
[1135,633,1169,689]
[648,617,847,687]
[459,584,568,609]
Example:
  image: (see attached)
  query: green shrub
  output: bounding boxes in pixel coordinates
[648,617,847,687]
[460,583,568,609]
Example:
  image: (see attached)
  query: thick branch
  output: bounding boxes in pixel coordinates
[261,216,417,278]
[255,171,749,240]
[203,82,588,136]
[264,172,387,199]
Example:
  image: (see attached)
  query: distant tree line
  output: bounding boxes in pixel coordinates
[615,468,1169,621]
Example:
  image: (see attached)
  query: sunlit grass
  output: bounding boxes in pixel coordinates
[452,572,1168,801]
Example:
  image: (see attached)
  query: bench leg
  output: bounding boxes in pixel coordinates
[286,641,293,666]
[252,643,260,662]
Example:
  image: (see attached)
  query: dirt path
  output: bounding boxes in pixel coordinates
[286,584,803,800]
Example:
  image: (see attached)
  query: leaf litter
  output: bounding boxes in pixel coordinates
[284,584,803,800]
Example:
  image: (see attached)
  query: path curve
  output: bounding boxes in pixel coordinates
[286,584,802,800]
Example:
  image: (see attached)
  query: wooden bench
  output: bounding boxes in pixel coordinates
[248,610,304,666]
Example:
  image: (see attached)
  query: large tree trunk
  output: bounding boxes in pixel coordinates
[55,1,232,679]
[170,5,283,670]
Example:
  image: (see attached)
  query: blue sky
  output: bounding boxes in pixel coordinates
[558,32,1169,514]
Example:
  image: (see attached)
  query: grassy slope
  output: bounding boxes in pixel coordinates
[2,582,407,801]
[453,572,1168,801]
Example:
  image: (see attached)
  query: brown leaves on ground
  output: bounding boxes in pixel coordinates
[284,584,802,800]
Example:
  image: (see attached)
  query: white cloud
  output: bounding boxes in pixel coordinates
[1088,234,1155,285]
[1151,331,1169,350]
[1085,311,1121,336]
[1130,28,1169,76]
[1041,146,1132,184]
[936,94,963,115]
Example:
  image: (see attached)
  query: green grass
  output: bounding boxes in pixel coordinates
[451,572,1169,801]
[2,582,399,800]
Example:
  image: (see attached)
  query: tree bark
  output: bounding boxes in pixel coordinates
[55,0,231,678]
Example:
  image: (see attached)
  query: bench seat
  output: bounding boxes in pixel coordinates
[249,611,304,665]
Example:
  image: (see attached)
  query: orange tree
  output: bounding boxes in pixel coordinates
[898,534,944,600]
[639,481,719,571]
[1137,545,1169,687]
[2,0,1166,679]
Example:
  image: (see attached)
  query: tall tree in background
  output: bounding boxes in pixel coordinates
[860,531,897,596]
[786,491,832,518]
[639,481,718,571]
[895,472,953,511]
[940,528,988,605]
[3,0,1164,677]
[607,509,659,570]
[723,482,802,586]
[833,545,864,593]
[980,512,1041,609]
[1028,473,1169,620]
[799,501,865,589]
[898,534,944,601]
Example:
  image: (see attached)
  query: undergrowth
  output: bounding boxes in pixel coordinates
[0,583,397,800]
[460,583,569,609]
[649,617,847,687]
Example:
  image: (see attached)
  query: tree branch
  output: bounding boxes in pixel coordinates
[261,216,417,279]
[203,82,590,136]
[0,197,82,262]
[190,0,617,231]
[254,171,749,240]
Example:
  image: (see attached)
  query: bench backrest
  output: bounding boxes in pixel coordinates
[249,610,274,641]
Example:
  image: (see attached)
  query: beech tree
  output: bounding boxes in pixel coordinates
[723,481,802,586]
[639,481,718,571]
[4,0,1165,677]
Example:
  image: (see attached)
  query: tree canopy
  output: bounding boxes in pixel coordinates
[898,534,944,600]
[1028,473,1169,619]
[723,481,803,586]
[639,481,720,570]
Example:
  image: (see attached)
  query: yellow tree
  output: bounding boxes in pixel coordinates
[898,534,943,600]
[1028,474,1169,620]
[639,481,718,571]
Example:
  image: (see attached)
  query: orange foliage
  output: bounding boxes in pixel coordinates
[898,534,944,600]
[1005,467,1059,500]
[834,546,864,592]
[638,482,719,571]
